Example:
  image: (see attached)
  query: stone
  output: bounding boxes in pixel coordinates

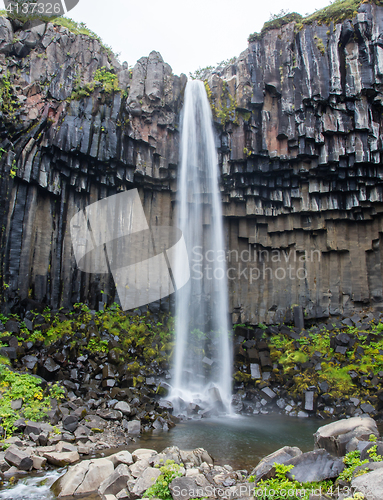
[11,398,23,410]
[314,417,379,456]
[22,355,38,369]
[179,448,214,467]
[169,474,212,500]
[98,463,132,497]
[132,449,157,463]
[32,455,47,469]
[127,420,141,435]
[130,458,150,478]
[285,450,345,482]
[261,387,276,400]
[5,446,33,471]
[293,306,305,330]
[250,363,261,379]
[132,466,161,496]
[97,409,123,421]
[303,391,315,412]
[106,450,133,467]
[43,358,60,373]
[43,451,80,466]
[114,401,131,415]
[55,441,78,453]
[351,468,383,500]
[62,414,79,433]
[250,446,302,481]
[52,458,114,497]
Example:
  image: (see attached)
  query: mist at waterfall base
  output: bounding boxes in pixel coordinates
[170,80,232,414]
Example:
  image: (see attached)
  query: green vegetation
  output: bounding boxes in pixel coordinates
[0,304,175,380]
[69,66,120,101]
[0,362,64,438]
[204,80,236,126]
[0,70,19,119]
[248,0,383,42]
[263,319,383,401]
[249,463,333,499]
[249,11,303,42]
[144,460,183,500]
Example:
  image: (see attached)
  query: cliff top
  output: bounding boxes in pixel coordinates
[248,0,383,42]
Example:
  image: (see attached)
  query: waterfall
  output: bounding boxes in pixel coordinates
[171,80,232,414]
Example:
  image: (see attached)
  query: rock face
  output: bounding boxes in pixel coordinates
[1,4,383,323]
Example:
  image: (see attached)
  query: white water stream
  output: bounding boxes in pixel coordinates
[171,80,232,413]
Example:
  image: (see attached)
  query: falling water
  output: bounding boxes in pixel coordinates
[171,80,232,413]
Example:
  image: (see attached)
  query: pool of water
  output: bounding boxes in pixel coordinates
[135,414,327,470]
[0,414,328,500]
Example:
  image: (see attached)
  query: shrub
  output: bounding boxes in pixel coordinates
[143,460,183,500]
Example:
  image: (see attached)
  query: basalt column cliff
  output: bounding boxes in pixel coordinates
[0,2,383,324]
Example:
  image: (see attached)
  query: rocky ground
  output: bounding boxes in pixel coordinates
[1,416,383,500]
[1,303,383,445]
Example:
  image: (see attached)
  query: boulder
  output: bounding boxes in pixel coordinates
[169,474,212,500]
[351,468,383,500]
[132,448,157,462]
[114,401,131,415]
[106,450,133,467]
[284,450,345,482]
[98,463,132,497]
[130,459,150,478]
[43,451,80,466]
[52,458,114,497]
[62,414,79,433]
[250,446,302,481]
[179,448,214,467]
[151,446,182,467]
[132,466,161,496]
[127,420,141,435]
[4,446,33,471]
[314,416,379,456]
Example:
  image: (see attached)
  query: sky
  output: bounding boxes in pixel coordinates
[2,0,333,75]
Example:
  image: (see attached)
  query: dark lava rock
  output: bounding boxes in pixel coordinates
[62,414,79,433]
